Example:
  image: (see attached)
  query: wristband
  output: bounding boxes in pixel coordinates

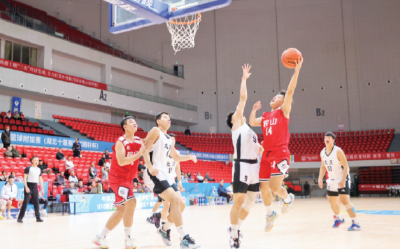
[178,181,182,184]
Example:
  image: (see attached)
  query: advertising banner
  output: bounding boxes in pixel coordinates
[35,102,42,119]
[182,183,231,199]
[12,97,21,114]
[358,184,391,191]
[69,194,115,213]
[294,152,400,162]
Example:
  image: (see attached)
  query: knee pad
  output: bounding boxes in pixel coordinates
[242,192,258,212]
[345,203,354,212]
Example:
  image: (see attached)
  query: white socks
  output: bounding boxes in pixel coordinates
[176,225,187,240]
[99,227,110,239]
[124,227,132,239]
[283,195,292,204]
[163,220,172,231]
[238,219,244,229]
[230,224,239,239]
[352,217,358,223]
[334,214,343,220]
[265,205,274,216]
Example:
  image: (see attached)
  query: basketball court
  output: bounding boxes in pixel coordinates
[1,198,399,249]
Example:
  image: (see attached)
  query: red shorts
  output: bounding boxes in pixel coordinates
[11,200,20,208]
[109,177,135,206]
[260,150,290,182]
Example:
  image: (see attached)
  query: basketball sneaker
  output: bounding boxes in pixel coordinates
[332,216,345,228]
[92,235,109,249]
[348,221,361,231]
[229,238,240,249]
[7,213,15,220]
[125,236,137,249]
[265,211,278,232]
[146,216,155,224]
[281,193,295,214]
[157,227,172,246]
[180,235,200,249]
[0,214,5,220]
[227,227,243,238]
[152,212,162,228]
[40,210,48,217]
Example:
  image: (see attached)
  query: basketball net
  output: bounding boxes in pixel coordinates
[166,13,201,54]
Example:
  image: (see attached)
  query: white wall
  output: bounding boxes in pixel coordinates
[111,68,155,95]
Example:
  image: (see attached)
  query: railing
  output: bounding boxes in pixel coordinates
[0,7,183,78]
[108,85,197,112]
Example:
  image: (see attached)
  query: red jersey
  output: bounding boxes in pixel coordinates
[261,108,290,151]
[109,135,142,181]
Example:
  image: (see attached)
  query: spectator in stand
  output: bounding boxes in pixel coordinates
[181,173,188,183]
[196,172,204,183]
[30,184,48,217]
[13,111,21,120]
[89,162,98,174]
[0,171,7,181]
[141,183,150,193]
[4,146,13,158]
[77,180,87,193]
[137,183,144,193]
[72,138,81,158]
[204,179,209,183]
[89,167,101,182]
[98,154,106,167]
[0,175,23,219]
[104,160,110,169]
[63,181,77,195]
[132,182,139,193]
[89,180,101,194]
[65,156,74,179]
[138,161,146,180]
[38,160,51,174]
[103,149,110,160]
[5,111,12,119]
[205,172,214,182]
[20,112,25,121]
[217,180,232,203]
[101,166,109,181]
[304,181,310,196]
[9,171,22,182]
[56,148,66,160]
[187,172,193,181]
[11,145,22,159]
[56,171,66,186]
[184,127,191,135]
[68,170,78,186]
[1,126,11,149]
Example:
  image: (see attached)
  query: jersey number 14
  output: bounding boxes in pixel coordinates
[265,127,272,136]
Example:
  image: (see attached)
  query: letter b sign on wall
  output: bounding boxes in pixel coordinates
[205,112,212,120]
[316,108,325,116]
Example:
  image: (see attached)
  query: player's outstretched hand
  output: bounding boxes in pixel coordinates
[318,179,323,189]
[294,57,303,72]
[242,63,252,80]
[338,180,345,189]
[190,155,197,163]
[253,101,262,111]
[149,167,159,176]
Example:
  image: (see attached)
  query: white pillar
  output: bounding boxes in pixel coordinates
[101,63,112,85]
[0,39,5,59]
[37,46,52,70]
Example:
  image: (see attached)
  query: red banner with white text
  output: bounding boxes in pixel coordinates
[358,184,391,192]
[0,58,107,90]
[294,152,400,162]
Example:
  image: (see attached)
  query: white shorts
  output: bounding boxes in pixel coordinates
[327,178,351,196]
[232,160,260,193]
[143,169,155,191]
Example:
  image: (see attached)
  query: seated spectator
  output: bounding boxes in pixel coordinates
[0,171,7,181]
[5,111,11,119]
[98,154,106,167]
[132,182,139,193]
[217,180,232,203]
[56,171,66,186]
[4,146,13,158]
[187,172,193,181]
[184,127,191,135]
[205,172,214,182]
[181,173,188,183]
[89,180,102,194]
[103,149,110,160]
[101,166,109,181]
[196,172,204,183]
[56,148,66,160]
[141,183,150,193]
[0,175,24,219]
[9,171,22,182]
[20,112,25,120]
[68,170,79,186]
[30,184,48,217]
[138,161,146,180]
[77,180,87,193]
[38,160,51,174]
[63,181,77,195]
[89,167,101,182]
[65,156,74,179]
[13,111,20,120]
[11,145,22,159]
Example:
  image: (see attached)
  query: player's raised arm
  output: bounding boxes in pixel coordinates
[337,149,349,188]
[318,158,327,189]
[232,64,251,121]
[115,140,146,166]
[143,127,160,175]
[282,57,303,119]
[170,147,197,163]
[249,101,262,127]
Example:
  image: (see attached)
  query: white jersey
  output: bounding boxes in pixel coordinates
[321,146,349,183]
[150,128,172,173]
[166,150,180,183]
[232,123,260,160]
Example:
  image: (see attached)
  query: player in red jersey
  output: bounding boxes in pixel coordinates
[250,57,303,232]
[93,116,146,249]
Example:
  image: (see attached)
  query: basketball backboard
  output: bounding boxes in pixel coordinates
[105,0,231,33]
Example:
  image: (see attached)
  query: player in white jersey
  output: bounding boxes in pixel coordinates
[318,132,361,231]
[143,112,200,249]
[225,64,262,248]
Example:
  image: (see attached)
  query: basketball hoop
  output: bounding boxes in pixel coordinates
[166,13,202,54]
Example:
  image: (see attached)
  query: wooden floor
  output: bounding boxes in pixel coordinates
[1,198,399,249]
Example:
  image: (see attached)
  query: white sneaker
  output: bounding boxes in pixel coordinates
[40,210,48,217]
[125,236,137,249]
[265,211,278,232]
[92,235,109,249]
[7,214,15,220]
[281,193,295,214]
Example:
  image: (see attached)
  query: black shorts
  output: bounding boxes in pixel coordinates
[327,178,350,196]
[149,170,173,194]
[157,195,164,202]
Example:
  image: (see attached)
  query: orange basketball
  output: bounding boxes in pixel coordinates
[281,48,302,68]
